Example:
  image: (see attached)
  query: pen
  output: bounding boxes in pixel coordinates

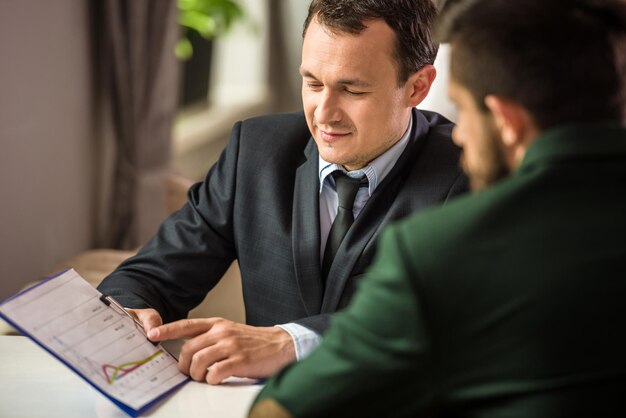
[99,294,158,346]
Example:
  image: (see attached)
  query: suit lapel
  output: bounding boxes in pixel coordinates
[320,109,431,312]
[292,139,324,316]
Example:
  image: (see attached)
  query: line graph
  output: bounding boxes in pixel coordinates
[100,349,164,384]
[0,270,189,413]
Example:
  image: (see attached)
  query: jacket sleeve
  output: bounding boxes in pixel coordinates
[97,122,244,323]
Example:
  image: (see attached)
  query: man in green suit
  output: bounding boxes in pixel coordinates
[247,0,626,416]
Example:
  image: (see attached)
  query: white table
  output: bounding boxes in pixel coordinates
[0,336,262,418]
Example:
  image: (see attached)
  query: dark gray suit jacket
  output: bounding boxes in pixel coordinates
[98,109,467,334]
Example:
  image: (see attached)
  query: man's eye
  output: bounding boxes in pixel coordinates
[346,89,366,96]
[306,83,323,90]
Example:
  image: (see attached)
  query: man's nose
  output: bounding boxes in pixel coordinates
[315,90,342,125]
[451,125,464,147]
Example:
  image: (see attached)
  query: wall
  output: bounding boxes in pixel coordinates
[417,44,457,122]
[0,0,95,299]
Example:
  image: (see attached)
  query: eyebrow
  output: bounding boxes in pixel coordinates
[299,69,373,88]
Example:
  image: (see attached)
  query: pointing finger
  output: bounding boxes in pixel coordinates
[147,317,224,341]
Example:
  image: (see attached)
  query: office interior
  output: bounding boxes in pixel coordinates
[0,0,454,311]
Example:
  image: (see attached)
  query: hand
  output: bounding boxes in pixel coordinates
[146,317,296,384]
[126,308,163,334]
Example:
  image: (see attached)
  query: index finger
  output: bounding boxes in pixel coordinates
[147,317,222,341]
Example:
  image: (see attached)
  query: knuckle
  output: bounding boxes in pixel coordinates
[223,337,240,352]
[190,368,206,381]
[213,327,230,339]
[191,350,207,365]
[228,338,243,352]
[189,354,208,381]
[238,351,251,363]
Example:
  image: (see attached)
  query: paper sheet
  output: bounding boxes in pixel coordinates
[0,269,189,417]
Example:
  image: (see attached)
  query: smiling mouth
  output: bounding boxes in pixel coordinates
[319,129,351,143]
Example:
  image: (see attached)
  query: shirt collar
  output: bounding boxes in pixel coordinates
[519,122,626,171]
[318,114,413,195]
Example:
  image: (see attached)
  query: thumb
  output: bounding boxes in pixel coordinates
[128,308,163,333]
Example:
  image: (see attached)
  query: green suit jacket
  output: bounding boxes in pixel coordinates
[252,124,626,418]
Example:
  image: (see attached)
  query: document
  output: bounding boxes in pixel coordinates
[0,269,189,417]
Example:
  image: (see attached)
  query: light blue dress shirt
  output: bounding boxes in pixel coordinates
[278,115,413,360]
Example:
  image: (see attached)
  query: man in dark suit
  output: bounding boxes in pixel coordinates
[248,0,626,416]
[97,0,466,384]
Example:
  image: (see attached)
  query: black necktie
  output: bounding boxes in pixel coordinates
[322,171,364,282]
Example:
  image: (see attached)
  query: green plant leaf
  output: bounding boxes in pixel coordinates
[179,11,218,38]
[175,37,193,60]
[175,0,245,59]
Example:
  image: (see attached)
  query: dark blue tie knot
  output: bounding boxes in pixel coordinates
[333,171,362,212]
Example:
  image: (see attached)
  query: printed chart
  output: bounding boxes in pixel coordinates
[0,270,188,413]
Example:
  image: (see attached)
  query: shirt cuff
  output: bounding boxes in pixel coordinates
[275,323,322,361]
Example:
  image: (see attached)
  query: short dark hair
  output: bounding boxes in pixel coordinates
[437,0,626,129]
[303,0,439,85]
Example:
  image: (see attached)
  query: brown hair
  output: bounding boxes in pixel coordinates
[303,0,439,85]
[437,0,626,128]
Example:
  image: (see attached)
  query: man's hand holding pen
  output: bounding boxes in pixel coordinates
[126,308,163,334]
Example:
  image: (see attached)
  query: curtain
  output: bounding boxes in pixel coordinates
[93,0,181,249]
[268,0,304,113]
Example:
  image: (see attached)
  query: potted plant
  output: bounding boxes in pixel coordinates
[176,0,245,106]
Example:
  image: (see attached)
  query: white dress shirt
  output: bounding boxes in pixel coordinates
[277,115,413,360]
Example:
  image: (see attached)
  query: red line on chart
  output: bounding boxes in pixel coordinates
[98,350,163,384]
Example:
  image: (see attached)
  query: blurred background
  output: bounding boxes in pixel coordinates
[0,0,453,301]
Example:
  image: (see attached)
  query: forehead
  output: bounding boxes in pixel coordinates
[301,17,398,79]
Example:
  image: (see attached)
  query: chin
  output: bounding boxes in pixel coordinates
[462,155,510,192]
[318,149,342,164]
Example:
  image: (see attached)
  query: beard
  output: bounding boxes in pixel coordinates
[461,121,511,191]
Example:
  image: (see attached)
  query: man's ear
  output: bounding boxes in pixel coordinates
[484,95,536,147]
[406,65,436,107]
